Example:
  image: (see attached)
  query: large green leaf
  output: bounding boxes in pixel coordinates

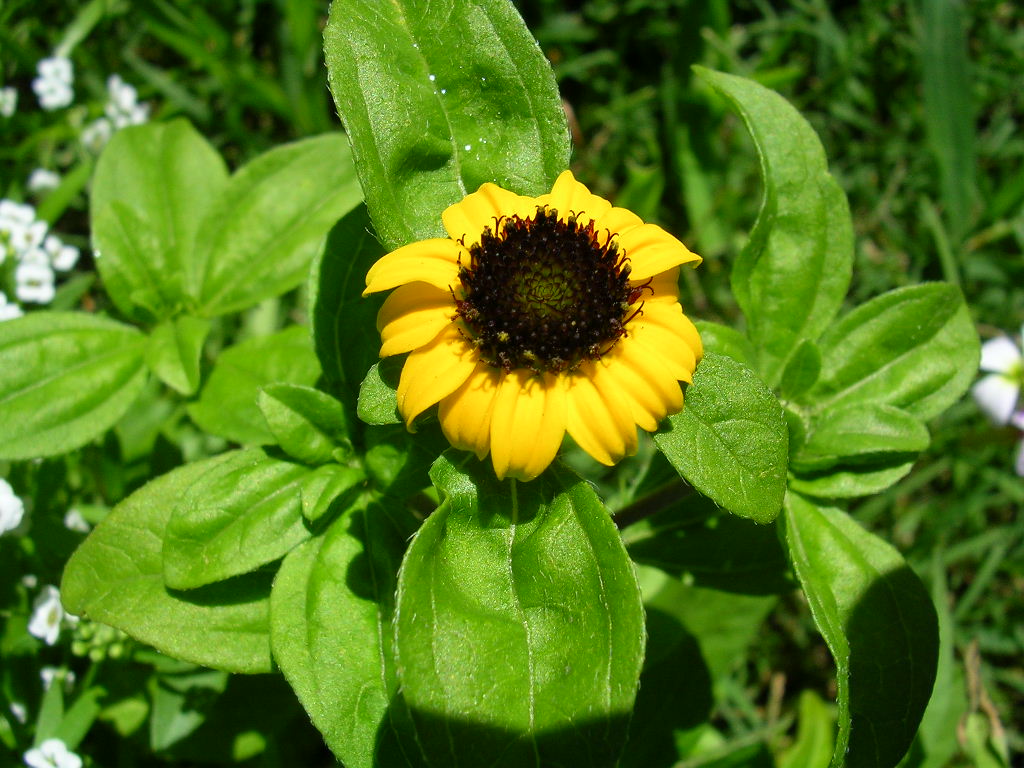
[323,0,570,249]
[308,205,386,405]
[805,284,979,421]
[695,68,853,388]
[192,133,362,316]
[144,315,211,396]
[271,498,423,768]
[187,326,321,445]
[61,455,273,674]
[257,383,353,466]
[90,119,228,322]
[0,312,148,460]
[162,449,313,590]
[782,493,938,768]
[394,453,644,767]
[654,353,788,523]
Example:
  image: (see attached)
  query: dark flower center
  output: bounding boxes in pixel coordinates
[454,206,648,373]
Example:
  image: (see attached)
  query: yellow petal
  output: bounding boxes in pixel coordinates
[397,324,478,426]
[438,364,501,460]
[593,206,644,247]
[600,337,684,432]
[364,239,464,295]
[566,362,638,466]
[634,267,680,303]
[539,170,612,225]
[627,302,701,382]
[619,223,701,281]
[489,370,566,481]
[377,282,456,357]
[442,183,536,247]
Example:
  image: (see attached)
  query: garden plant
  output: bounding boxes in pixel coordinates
[1,1,1020,767]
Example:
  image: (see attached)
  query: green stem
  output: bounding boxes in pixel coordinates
[612,478,693,530]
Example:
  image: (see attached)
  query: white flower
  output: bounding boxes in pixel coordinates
[63,508,90,533]
[1,478,25,535]
[32,57,74,111]
[16,261,56,304]
[81,118,113,153]
[24,738,83,768]
[22,574,38,589]
[40,666,76,692]
[0,293,23,321]
[44,235,79,272]
[28,169,61,194]
[9,701,27,724]
[1,200,39,263]
[27,585,67,646]
[104,74,150,129]
[0,86,17,118]
[972,331,1023,425]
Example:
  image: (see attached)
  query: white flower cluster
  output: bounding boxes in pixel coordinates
[0,199,79,314]
[82,75,150,152]
[972,327,1024,476]
[28,585,77,646]
[24,738,83,768]
[32,57,74,111]
[0,478,25,535]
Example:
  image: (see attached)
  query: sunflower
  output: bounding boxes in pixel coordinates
[363,170,702,482]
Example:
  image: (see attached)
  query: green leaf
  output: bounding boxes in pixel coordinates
[394,453,644,766]
[357,359,403,426]
[695,320,755,369]
[323,0,570,249]
[309,204,387,404]
[364,425,448,500]
[789,461,915,501]
[61,455,273,674]
[187,326,321,445]
[258,384,352,465]
[694,68,853,388]
[271,499,422,768]
[792,403,930,472]
[654,353,788,523]
[192,133,362,316]
[805,283,980,421]
[162,448,313,590]
[782,493,938,768]
[144,315,211,396]
[0,312,148,460]
[91,119,228,322]
[779,340,821,400]
[299,463,366,524]
[776,691,836,768]
[625,497,793,595]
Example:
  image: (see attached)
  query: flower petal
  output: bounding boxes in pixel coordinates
[442,183,535,247]
[594,205,644,243]
[397,324,478,426]
[600,337,684,432]
[627,302,702,382]
[971,373,1020,425]
[979,335,1023,373]
[635,267,680,304]
[439,363,502,460]
[538,170,612,225]
[364,239,463,295]
[489,370,566,481]
[566,362,638,465]
[618,223,701,281]
[377,282,456,357]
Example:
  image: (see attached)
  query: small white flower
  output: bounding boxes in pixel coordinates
[9,701,27,724]
[40,666,76,692]
[63,508,90,533]
[1,200,39,263]
[22,574,38,589]
[27,585,67,646]
[0,293,23,322]
[81,118,113,153]
[0,86,17,118]
[104,74,150,129]
[32,57,74,111]
[24,737,83,768]
[27,169,61,194]
[44,235,80,272]
[16,261,56,304]
[1,478,25,535]
[972,331,1024,425]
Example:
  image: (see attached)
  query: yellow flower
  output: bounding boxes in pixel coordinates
[364,170,703,481]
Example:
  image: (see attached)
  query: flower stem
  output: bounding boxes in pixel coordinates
[612,478,693,530]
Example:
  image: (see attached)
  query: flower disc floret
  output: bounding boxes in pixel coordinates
[364,170,703,481]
